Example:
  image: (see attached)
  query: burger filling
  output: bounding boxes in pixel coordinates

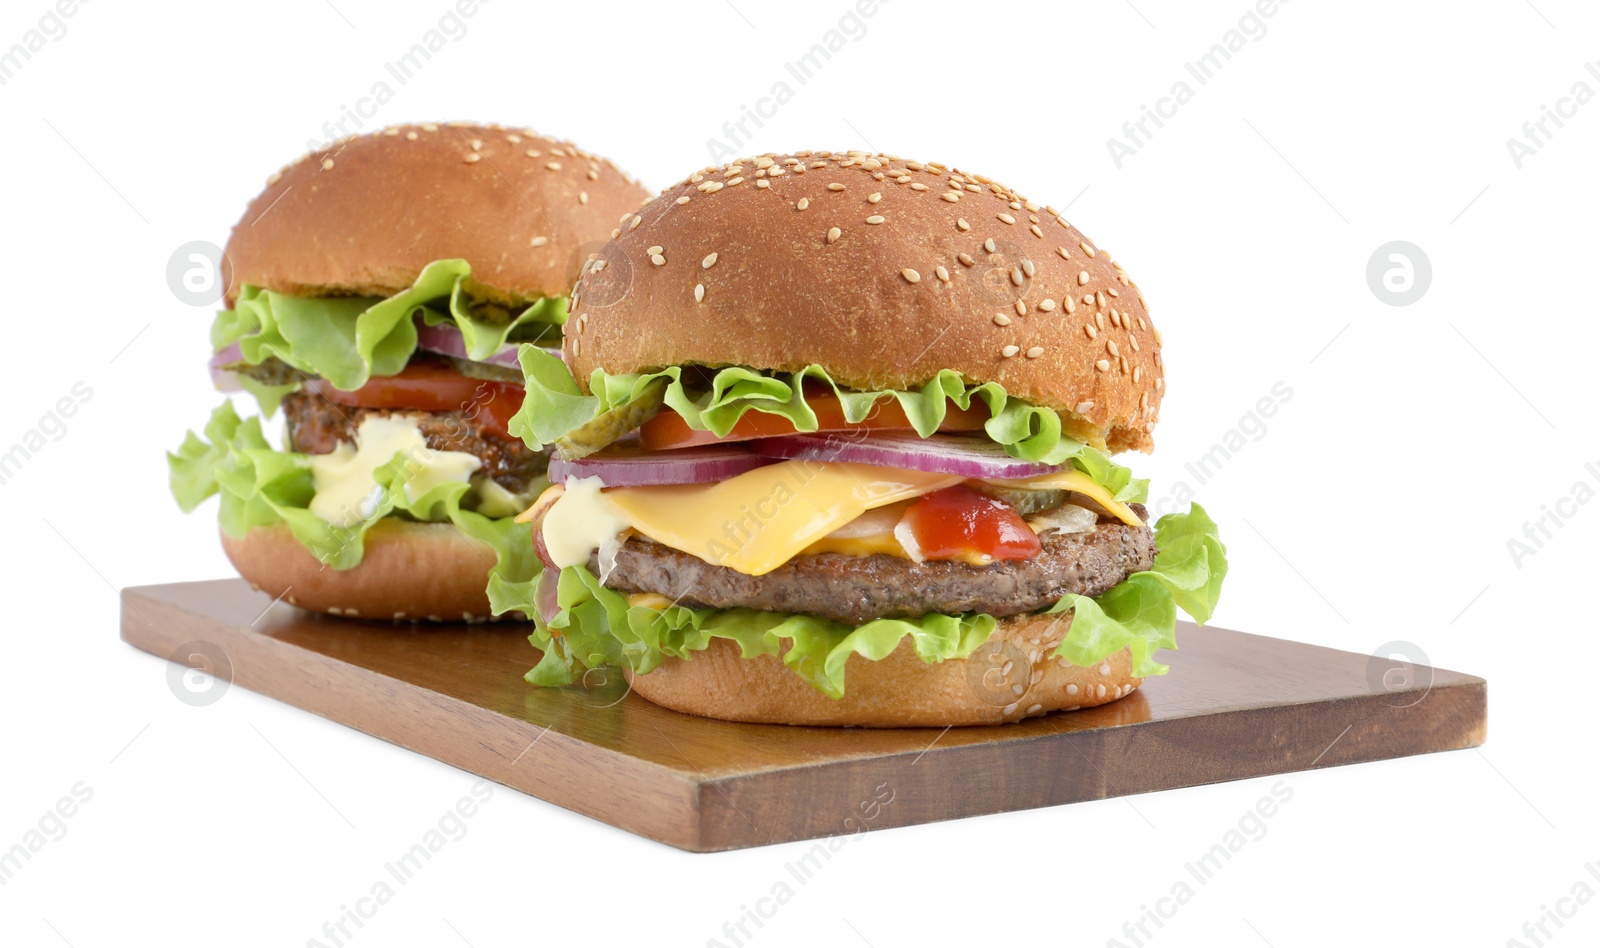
[169,260,559,583]
[497,350,1227,699]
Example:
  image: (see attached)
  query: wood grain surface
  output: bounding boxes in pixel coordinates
[121,579,1487,851]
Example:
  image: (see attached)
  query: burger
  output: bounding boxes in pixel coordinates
[502,150,1227,725]
[168,123,650,621]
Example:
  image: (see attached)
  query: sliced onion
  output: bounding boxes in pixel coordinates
[548,444,775,487]
[415,321,539,369]
[209,343,244,391]
[533,567,561,624]
[753,432,1058,479]
[1027,503,1099,536]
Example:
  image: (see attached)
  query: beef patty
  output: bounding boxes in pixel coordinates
[590,505,1155,625]
[282,390,548,491]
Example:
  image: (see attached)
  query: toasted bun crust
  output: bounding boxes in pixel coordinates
[625,612,1140,727]
[220,521,517,622]
[567,151,1163,452]
[223,123,650,307]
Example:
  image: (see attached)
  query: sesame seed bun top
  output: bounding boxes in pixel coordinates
[566,150,1164,453]
[222,122,651,309]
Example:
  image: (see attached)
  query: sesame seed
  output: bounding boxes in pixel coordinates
[406,131,419,141]
[1021,259,1035,278]
[702,252,718,269]
[579,191,589,204]
[941,192,961,202]
[1085,324,1098,339]
[993,313,1012,326]
[544,161,563,171]
[757,179,771,189]
[676,195,692,205]
[956,217,970,232]
[526,149,541,158]
[958,253,975,266]
[866,215,885,224]
[1010,267,1024,287]
[694,283,705,302]
[1065,297,1076,314]
[1002,345,1021,358]
[983,238,996,253]
[1107,288,1119,297]
[1038,299,1056,312]
[1078,271,1090,285]
[422,123,438,131]
[647,245,663,255]
[902,267,922,284]
[1083,293,1095,305]
[1030,224,1044,238]
[910,182,929,191]
[1057,246,1070,260]
[629,216,642,230]
[1156,377,1165,390]
[1095,359,1111,372]
[1080,241,1097,257]
[1014,300,1028,316]
[1074,400,1095,413]
[464,152,483,163]
[1003,701,1019,715]
[797,197,810,210]
[966,183,981,192]
[1153,327,1164,345]
[530,236,549,247]
[1026,346,1044,359]
[828,182,846,191]
[998,213,1016,224]
[1095,312,1105,329]
[1009,201,1022,210]
[1096,291,1106,308]
[827,226,842,243]
[727,176,744,186]
[1111,310,1122,328]
[1120,356,1130,373]
[470,138,483,151]
[868,192,882,204]
[1138,317,1147,331]
[1133,366,1143,382]
[1130,336,1140,352]
[702,181,724,193]
[1107,340,1120,357]
[321,158,335,171]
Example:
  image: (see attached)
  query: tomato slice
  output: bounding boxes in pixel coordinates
[900,485,1041,562]
[639,392,989,450]
[305,362,524,441]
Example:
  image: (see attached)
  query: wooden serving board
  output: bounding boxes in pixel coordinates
[121,580,1486,852]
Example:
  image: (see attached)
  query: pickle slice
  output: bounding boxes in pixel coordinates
[553,377,668,460]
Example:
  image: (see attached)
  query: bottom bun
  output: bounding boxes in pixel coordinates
[625,612,1141,727]
[220,520,513,622]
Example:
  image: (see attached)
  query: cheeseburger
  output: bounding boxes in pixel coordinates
[505,150,1227,725]
[169,123,650,620]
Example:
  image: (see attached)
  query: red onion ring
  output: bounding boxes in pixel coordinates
[753,432,1057,479]
[414,321,526,368]
[549,444,775,487]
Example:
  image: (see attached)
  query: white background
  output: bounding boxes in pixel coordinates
[2,0,1595,945]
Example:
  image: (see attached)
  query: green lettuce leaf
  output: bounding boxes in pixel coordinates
[1047,503,1228,677]
[168,401,541,592]
[518,564,996,699]
[214,259,566,394]
[507,503,1226,697]
[509,348,1148,502]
